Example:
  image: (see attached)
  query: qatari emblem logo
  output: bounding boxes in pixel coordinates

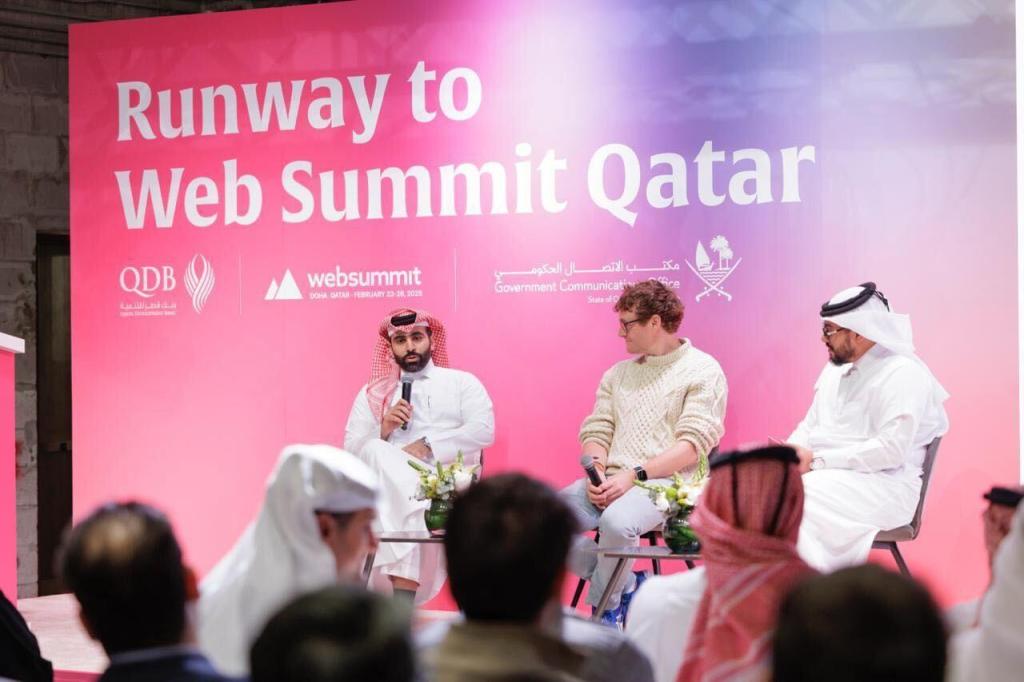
[685,235,741,302]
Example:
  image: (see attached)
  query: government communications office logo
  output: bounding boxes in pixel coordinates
[184,254,216,313]
[685,235,741,302]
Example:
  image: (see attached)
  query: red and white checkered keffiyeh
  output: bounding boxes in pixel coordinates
[677,455,816,682]
[366,308,449,421]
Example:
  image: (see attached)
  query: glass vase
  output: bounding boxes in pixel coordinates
[663,507,701,554]
[424,497,451,533]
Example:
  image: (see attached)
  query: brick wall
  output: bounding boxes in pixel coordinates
[1,0,315,598]
[0,50,67,598]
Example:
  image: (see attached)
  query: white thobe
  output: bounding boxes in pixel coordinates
[344,360,495,602]
[946,598,982,635]
[788,345,948,570]
[198,445,376,676]
[626,568,706,682]
[626,568,765,682]
[949,507,1024,682]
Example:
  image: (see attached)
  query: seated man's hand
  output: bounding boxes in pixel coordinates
[381,400,412,440]
[983,503,1017,567]
[402,437,432,461]
[595,470,635,508]
[790,444,814,474]
[585,462,606,509]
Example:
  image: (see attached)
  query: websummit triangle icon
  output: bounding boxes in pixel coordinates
[265,269,303,301]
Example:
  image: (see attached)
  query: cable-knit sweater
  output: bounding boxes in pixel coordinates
[579,339,727,478]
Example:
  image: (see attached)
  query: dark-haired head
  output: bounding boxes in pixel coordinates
[444,473,578,622]
[251,585,414,682]
[772,564,947,682]
[60,501,190,655]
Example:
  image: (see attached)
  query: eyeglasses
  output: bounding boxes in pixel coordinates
[822,326,848,339]
[620,317,648,332]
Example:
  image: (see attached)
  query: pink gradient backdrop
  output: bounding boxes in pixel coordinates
[70,1,1016,606]
[0,353,16,599]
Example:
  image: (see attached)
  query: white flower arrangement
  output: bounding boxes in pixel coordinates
[634,473,706,517]
[408,451,478,502]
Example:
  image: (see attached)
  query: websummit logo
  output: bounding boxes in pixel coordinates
[184,254,216,313]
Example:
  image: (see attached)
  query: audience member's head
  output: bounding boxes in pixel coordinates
[59,501,193,655]
[250,585,413,682]
[702,446,806,538]
[772,564,947,682]
[313,506,379,583]
[678,446,816,682]
[949,505,1024,681]
[198,444,379,676]
[982,485,1023,568]
[444,473,577,623]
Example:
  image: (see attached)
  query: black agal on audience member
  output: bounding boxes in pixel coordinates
[709,446,800,537]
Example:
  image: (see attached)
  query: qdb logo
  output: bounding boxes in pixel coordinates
[685,235,741,302]
[120,265,176,298]
[184,254,216,313]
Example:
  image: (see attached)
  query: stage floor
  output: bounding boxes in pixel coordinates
[19,593,457,678]
[19,594,105,679]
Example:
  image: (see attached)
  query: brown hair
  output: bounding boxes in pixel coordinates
[615,280,684,333]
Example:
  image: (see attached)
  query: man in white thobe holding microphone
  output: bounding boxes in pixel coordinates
[345,308,495,604]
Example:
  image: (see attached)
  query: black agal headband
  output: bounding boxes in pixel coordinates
[819,282,890,318]
[984,486,1024,509]
[709,446,800,536]
[390,312,418,327]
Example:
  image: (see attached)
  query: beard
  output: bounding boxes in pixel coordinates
[827,343,853,366]
[395,345,432,372]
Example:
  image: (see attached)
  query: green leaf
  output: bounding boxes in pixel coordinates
[407,460,430,473]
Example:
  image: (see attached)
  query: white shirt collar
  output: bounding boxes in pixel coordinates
[839,344,888,377]
[854,343,889,370]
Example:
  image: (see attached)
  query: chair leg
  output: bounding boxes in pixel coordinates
[571,576,587,608]
[362,552,376,586]
[890,543,910,577]
[647,533,661,575]
[570,528,603,609]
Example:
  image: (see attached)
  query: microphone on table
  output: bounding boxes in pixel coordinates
[580,455,604,487]
[400,380,413,430]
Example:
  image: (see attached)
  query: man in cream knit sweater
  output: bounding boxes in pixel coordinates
[562,280,727,624]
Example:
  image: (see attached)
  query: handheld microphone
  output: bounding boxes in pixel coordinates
[400,380,413,430]
[580,455,604,487]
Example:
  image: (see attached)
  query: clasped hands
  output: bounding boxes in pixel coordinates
[586,464,635,510]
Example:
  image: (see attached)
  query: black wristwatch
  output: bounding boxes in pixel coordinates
[633,465,648,482]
